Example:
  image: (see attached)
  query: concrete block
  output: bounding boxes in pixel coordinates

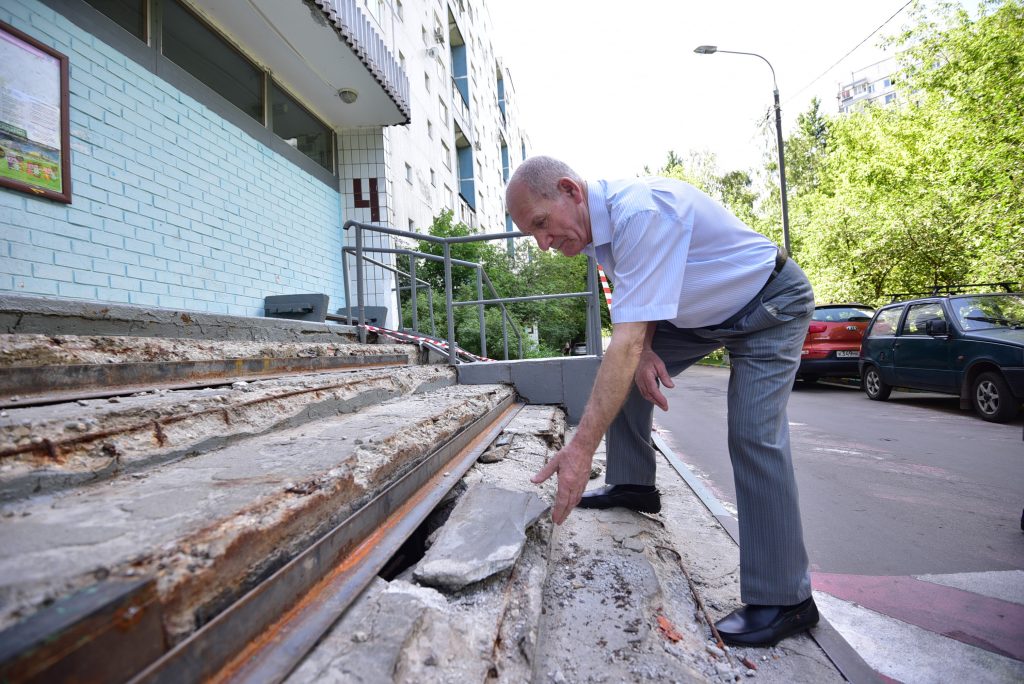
[560,357,600,425]
[413,482,548,591]
[510,356,564,404]
[456,360,512,385]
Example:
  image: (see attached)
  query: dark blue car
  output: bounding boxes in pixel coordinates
[860,292,1024,422]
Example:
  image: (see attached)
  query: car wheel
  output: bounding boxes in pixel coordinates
[971,371,1020,422]
[863,365,892,401]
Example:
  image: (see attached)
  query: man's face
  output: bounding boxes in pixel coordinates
[507,179,591,257]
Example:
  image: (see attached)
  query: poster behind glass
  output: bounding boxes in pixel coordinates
[0,20,71,203]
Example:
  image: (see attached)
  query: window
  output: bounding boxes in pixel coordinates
[69,0,338,178]
[422,26,428,45]
[444,185,454,209]
[408,219,415,231]
[884,93,896,104]
[83,0,146,40]
[399,51,406,70]
[396,0,404,20]
[427,120,434,139]
[405,163,412,183]
[162,0,263,123]
[438,98,449,125]
[430,168,436,186]
[270,82,333,172]
[424,73,430,92]
[902,303,946,335]
[868,307,902,337]
[441,141,451,169]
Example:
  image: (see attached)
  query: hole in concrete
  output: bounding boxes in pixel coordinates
[377,481,466,580]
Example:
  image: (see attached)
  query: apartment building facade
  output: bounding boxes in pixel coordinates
[836,57,898,114]
[0,0,528,326]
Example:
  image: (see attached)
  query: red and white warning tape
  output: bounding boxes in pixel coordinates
[361,324,494,362]
[597,265,613,308]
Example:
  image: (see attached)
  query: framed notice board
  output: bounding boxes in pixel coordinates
[0,20,71,203]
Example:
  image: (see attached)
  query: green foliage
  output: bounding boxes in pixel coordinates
[644,2,1022,307]
[793,0,1024,304]
[398,211,603,359]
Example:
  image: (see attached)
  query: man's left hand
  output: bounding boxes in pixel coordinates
[531,441,594,524]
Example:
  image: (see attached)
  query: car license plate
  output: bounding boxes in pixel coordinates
[835,350,859,358]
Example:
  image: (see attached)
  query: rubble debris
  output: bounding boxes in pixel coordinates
[413,482,548,590]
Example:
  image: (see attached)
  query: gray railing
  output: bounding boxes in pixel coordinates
[342,221,603,364]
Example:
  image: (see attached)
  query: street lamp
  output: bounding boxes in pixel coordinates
[694,45,791,256]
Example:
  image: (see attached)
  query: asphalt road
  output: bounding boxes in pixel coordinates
[653,365,1024,577]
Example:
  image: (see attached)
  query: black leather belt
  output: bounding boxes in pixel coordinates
[766,246,788,285]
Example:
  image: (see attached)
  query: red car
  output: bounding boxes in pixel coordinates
[797,304,875,384]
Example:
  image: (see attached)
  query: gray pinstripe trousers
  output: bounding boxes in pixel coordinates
[606,259,815,605]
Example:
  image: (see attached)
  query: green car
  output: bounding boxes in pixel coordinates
[860,292,1024,422]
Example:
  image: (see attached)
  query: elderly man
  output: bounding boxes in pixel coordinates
[505,156,818,647]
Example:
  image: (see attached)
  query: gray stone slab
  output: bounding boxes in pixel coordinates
[0,383,513,640]
[510,357,564,406]
[459,357,599,425]
[0,294,359,343]
[413,481,548,591]
[456,359,512,385]
[0,334,413,368]
[559,356,599,425]
[285,580,486,684]
[0,365,457,502]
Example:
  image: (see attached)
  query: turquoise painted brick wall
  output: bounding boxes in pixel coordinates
[0,0,345,316]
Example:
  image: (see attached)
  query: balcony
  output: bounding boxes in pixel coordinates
[193,0,410,126]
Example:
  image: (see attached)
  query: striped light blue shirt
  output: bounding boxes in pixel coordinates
[583,177,778,328]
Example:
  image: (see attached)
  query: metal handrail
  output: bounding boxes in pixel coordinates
[343,244,521,357]
[341,249,438,336]
[342,220,602,364]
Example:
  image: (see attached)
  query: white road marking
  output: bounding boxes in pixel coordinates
[814,591,1024,684]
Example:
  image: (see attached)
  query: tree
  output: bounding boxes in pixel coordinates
[789,0,1024,303]
[399,211,602,359]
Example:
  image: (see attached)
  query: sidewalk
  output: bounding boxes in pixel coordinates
[651,429,1024,684]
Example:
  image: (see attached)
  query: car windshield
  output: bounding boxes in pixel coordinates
[952,294,1024,331]
[812,306,874,322]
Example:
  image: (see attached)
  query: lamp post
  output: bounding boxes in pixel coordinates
[694,45,791,256]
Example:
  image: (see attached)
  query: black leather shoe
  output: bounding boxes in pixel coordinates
[577,484,661,514]
[715,597,819,647]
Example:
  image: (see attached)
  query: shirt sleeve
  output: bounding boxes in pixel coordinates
[608,208,692,324]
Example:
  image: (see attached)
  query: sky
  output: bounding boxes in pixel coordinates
[485,0,918,179]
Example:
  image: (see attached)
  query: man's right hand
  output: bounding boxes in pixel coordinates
[634,348,673,411]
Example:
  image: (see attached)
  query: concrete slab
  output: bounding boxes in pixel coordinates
[413,482,548,590]
[0,383,514,642]
[0,365,457,502]
[459,356,599,424]
[285,580,487,684]
[293,405,565,683]
[0,334,414,368]
[0,294,360,343]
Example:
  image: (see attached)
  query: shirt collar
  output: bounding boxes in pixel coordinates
[586,179,612,247]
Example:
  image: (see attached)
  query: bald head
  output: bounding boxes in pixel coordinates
[505,156,592,257]
[506,155,583,203]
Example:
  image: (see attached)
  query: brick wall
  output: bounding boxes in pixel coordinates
[0,0,345,317]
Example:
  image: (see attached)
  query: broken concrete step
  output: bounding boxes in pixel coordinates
[286,404,566,684]
[0,334,420,404]
[0,383,514,645]
[0,294,362,344]
[0,365,457,502]
[296,414,764,684]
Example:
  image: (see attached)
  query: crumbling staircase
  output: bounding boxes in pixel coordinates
[0,295,780,684]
